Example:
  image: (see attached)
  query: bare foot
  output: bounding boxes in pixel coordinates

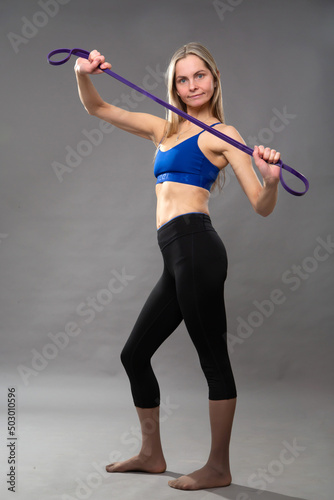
[168,464,231,490]
[106,454,166,474]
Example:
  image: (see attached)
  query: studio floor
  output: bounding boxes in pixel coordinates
[1,374,332,500]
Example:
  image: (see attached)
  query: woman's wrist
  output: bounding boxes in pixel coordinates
[74,62,88,77]
[263,176,279,189]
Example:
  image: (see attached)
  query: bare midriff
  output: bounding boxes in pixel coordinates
[155,181,210,229]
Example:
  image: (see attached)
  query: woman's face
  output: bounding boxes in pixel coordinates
[174,54,215,109]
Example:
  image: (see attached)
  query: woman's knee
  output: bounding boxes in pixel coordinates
[120,340,147,375]
[120,342,132,372]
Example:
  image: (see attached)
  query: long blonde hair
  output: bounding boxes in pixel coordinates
[163,42,225,190]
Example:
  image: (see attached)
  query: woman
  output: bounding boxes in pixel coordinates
[74,42,280,491]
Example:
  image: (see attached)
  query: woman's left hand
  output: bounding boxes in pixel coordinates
[253,145,281,185]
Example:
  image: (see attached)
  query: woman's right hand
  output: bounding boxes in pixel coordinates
[74,50,112,75]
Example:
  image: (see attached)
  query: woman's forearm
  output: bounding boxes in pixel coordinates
[75,70,105,115]
[255,179,279,217]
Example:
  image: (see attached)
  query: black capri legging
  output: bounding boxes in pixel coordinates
[120,212,237,408]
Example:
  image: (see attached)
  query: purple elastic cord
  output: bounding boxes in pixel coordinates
[47,48,309,196]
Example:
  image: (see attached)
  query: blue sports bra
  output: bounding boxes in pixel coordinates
[154,122,221,191]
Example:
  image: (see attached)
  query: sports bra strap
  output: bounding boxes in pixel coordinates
[198,122,221,135]
[158,121,221,146]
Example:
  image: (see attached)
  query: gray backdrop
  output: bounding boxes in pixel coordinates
[0,1,333,499]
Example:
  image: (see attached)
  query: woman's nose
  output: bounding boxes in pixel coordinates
[188,79,198,91]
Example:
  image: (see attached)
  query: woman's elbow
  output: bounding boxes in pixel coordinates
[85,102,107,117]
[254,202,276,217]
[256,207,273,217]
[85,105,99,116]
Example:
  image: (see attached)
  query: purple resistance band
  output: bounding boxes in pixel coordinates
[47,47,309,196]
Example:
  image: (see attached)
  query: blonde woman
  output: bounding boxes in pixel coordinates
[74,42,280,491]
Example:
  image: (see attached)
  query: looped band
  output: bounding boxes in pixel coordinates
[47,48,91,65]
[47,47,309,196]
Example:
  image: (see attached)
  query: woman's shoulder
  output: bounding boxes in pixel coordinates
[205,123,242,152]
[212,122,238,135]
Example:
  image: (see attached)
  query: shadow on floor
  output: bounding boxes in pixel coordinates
[163,471,307,499]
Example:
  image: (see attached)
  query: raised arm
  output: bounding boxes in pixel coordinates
[74,50,165,143]
[216,125,280,217]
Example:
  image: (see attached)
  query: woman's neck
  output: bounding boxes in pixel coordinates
[185,103,213,122]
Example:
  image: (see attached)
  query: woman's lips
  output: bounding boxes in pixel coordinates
[188,93,204,99]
